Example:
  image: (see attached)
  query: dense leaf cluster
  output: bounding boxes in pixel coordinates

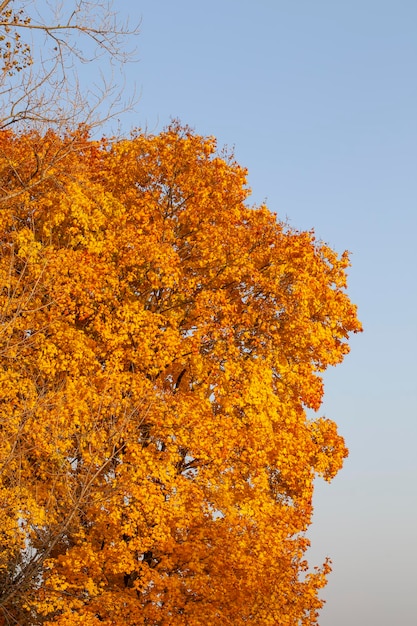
[0,125,361,624]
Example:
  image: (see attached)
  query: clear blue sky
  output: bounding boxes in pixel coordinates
[107,1,417,623]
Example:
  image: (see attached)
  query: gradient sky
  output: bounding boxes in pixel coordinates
[94,1,416,623]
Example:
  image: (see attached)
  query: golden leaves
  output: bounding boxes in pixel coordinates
[0,124,361,624]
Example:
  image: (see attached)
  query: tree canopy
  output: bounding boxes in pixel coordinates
[0,124,361,624]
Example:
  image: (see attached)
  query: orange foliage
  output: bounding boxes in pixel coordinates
[0,124,361,624]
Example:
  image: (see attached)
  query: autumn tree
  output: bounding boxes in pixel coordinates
[0,124,361,625]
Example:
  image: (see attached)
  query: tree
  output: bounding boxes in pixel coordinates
[0,123,362,625]
[0,0,138,131]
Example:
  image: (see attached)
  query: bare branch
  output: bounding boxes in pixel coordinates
[0,0,140,131]
[0,1,12,14]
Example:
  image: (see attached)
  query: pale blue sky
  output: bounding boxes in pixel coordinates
[102,1,416,623]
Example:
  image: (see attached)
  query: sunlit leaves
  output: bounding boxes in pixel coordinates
[0,124,361,624]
